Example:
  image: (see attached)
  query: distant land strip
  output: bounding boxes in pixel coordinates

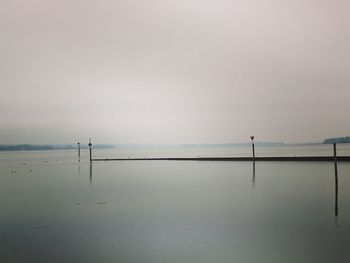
[0,144,114,151]
[93,156,350,162]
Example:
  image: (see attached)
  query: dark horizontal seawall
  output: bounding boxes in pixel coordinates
[93,156,350,162]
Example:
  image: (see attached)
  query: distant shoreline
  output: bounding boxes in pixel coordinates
[0,144,114,152]
[1,141,349,152]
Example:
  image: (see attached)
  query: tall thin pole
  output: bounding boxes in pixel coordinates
[252,143,255,160]
[333,143,338,217]
[88,138,92,163]
[77,142,80,161]
[250,136,255,161]
[250,135,256,188]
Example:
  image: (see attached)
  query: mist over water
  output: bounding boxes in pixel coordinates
[2,0,350,260]
[0,146,349,262]
[2,0,350,144]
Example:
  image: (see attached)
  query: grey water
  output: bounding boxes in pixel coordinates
[91,143,350,159]
[0,146,349,262]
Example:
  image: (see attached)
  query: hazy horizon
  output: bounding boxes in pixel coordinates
[2,0,349,144]
[0,139,337,146]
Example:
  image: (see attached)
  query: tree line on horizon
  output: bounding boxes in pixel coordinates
[0,144,114,151]
[323,136,350,144]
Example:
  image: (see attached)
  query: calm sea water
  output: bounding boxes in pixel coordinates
[92,143,350,159]
[0,145,349,262]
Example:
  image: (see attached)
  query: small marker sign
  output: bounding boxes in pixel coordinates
[250,136,255,160]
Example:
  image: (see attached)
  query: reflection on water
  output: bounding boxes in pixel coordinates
[0,151,349,263]
[334,161,339,218]
[335,184,339,217]
[251,161,256,188]
[89,162,93,186]
[249,160,340,219]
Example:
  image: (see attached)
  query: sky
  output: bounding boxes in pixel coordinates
[1,0,349,144]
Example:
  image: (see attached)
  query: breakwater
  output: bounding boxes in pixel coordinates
[93,156,350,162]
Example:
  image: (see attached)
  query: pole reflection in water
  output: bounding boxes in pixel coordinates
[334,163,338,218]
[89,162,93,186]
[333,143,338,218]
[251,161,256,188]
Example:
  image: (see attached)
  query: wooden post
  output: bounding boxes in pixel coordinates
[77,142,80,161]
[250,136,255,161]
[252,143,255,160]
[88,138,92,162]
[333,143,338,216]
[250,136,256,188]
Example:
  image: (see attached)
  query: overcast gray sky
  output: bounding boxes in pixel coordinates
[1,0,349,144]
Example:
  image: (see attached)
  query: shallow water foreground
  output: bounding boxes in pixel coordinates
[0,151,349,262]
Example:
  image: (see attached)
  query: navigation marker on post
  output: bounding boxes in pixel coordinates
[88,138,92,162]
